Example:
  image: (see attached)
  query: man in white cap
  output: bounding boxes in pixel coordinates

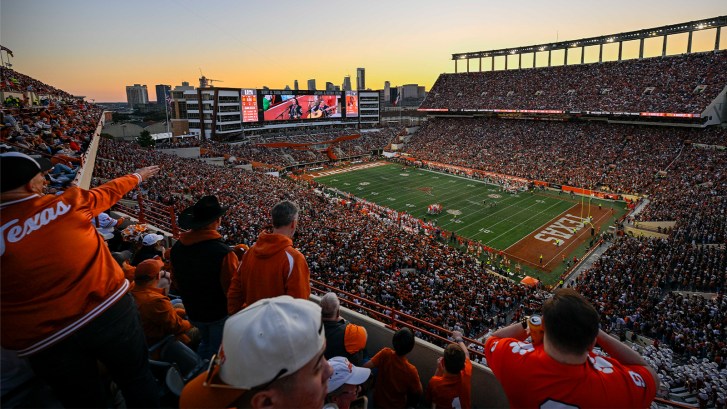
[180,295,333,409]
[325,356,371,409]
[132,232,166,265]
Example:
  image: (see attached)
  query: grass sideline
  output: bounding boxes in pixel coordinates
[313,162,628,285]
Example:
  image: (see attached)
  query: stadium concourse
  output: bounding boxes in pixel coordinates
[2,52,726,407]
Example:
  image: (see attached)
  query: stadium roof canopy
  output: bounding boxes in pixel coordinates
[452,16,727,62]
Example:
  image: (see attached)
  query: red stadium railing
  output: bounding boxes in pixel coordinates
[114,195,181,239]
[311,279,488,361]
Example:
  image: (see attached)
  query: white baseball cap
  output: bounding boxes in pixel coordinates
[327,356,371,392]
[142,233,164,246]
[180,296,325,408]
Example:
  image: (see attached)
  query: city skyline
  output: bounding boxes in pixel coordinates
[1,0,725,102]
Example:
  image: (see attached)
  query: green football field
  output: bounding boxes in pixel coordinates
[315,163,614,251]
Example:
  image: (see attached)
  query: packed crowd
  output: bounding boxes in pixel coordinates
[1,67,75,100]
[639,344,726,407]
[421,51,727,114]
[199,128,394,169]
[403,117,725,194]
[1,79,101,189]
[94,139,540,339]
[574,236,725,362]
[637,146,727,245]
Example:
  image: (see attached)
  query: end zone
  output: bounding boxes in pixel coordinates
[504,203,613,272]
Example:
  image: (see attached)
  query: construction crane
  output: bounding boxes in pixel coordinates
[198,69,224,88]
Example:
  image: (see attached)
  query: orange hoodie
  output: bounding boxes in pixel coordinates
[1,175,139,355]
[227,231,310,314]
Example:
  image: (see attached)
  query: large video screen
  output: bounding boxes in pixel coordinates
[345,91,358,117]
[262,91,342,122]
[241,89,259,122]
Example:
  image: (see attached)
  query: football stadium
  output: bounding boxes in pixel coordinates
[1,5,726,409]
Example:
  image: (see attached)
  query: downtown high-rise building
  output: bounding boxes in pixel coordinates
[155,84,171,105]
[342,76,352,91]
[356,68,365,90]
[294,80,299,91]
[384,81,391,103]
[307,79,316,91]
[126,84,148,108]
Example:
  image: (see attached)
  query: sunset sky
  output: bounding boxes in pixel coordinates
[2,0,725,102]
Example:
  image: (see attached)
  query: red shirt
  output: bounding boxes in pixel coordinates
[485,336,657,408]
[426,359,472,409]
[369,348,422,408]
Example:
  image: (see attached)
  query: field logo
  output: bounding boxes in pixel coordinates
[488,194,502,199]
[534,214,589,244]
[387,197,397,201]
[400,173,410,177]
[447,209,462,216]
[417,186,434,196]
[359,182,370,186]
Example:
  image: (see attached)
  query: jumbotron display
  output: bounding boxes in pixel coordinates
[345,91,358,117]
[261,90,344,122]
[241,89,259,123]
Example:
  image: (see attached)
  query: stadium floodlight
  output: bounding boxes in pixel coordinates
[696,24,705,29]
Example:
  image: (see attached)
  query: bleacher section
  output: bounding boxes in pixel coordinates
[421,51,727,115]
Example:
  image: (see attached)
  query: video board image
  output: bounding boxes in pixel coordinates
[241,89,259,123]
[262,93,342,122]
[345,91,358,117]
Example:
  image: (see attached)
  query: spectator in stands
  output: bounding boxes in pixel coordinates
[0,152,160,408]
[180,296,333,409]
[426,330,472,409]
[170,195,238,360]
[92,211,123,236]
[132,232,165,265]
[112,249,136,282]
[324,356,371,409]
[485,288,658,408]
[364,327,423,408]
[227,200,310,313]
[130,257,196,347]
[320,292,368,365]
[92,211,125,249]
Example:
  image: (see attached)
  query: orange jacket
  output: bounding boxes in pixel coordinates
[131,285,192,346]
[227,231,310,314]
[1,175,139,355]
